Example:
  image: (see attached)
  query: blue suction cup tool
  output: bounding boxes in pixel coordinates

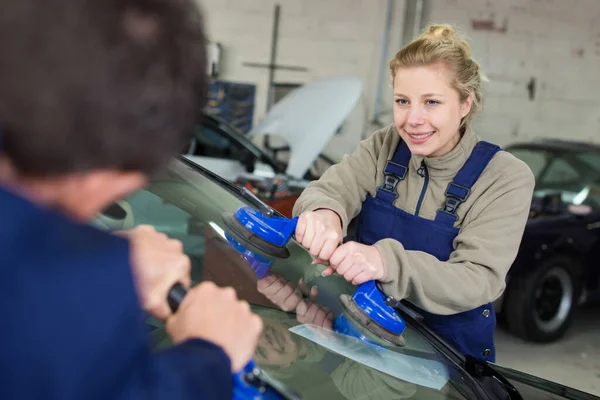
[225,231,274,279]
[334,280,406,347]
[167,284,296,400]
[232,360,268,400]
[221,206,299,259]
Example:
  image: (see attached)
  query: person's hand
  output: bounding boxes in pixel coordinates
[296,298,334,329]
[257,275,332,328]
[257,275,317,312]
[116,225,191,320]
[166,281,263,373]
[295,209,343,264]
[324,241,386,285]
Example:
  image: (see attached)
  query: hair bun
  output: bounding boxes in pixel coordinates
[426,25,454,39]
[422,24,471,57]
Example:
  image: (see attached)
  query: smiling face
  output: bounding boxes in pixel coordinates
[393,62,473,157]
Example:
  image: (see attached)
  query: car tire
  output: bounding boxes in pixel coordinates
[504,255,581,343]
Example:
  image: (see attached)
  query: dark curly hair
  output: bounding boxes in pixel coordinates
[0,0,208,177]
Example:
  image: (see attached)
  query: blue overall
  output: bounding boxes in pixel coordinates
[354,139,501,363]
[0,184,233,399]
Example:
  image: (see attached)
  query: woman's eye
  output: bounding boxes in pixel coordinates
[426,100,439,106]
[396,99,408,105]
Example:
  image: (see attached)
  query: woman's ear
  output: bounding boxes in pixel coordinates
[460,93,473,119]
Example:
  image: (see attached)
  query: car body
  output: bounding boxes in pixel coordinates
[495,139,600,343]
[93,156,598,400]
[182,112,289,182]
[180,112,310,217]
[182,76,362,182]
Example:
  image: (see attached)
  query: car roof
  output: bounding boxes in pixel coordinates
[505,138,600,153]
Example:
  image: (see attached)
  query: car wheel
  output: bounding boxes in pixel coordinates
[504,255,581,343]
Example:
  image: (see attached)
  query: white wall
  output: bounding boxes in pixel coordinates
[196,0,407,161]
[196,0,600,159]
[428,0,600,146]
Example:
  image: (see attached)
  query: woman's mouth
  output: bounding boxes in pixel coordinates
[405,130,435,144]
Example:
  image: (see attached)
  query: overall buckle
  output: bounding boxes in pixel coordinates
[382,174,400,192]
[443,196,462,214]
[376,161,407,201]
[445,182,470,202]
[439,182,471,218]
[376,173,401,201]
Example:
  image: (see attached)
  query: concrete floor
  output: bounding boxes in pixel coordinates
[494,304,600,396]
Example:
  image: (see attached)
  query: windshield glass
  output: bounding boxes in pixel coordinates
[507,147,600,206]
[92,158,477,400]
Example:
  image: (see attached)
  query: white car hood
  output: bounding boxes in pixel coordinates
[248,76,362,179]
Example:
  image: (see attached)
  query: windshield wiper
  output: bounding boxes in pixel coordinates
[179,156,285,219]
[238,186,275,217]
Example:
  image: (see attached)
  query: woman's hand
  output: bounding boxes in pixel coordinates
[323,242,386,286]
[257,275,332,328]
[295,209,343,263]
[257,275,304,312]
[296,299,334,329]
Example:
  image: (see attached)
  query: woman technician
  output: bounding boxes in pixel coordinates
[291,24,535,362]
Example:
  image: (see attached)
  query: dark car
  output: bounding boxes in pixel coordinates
[93,156,598,400]
[496,139,600,343]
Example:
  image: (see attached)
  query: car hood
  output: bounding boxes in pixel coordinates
[247,76,362,179]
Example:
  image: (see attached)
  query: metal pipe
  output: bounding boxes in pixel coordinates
[266,3,280,112]
[372,0,393,123]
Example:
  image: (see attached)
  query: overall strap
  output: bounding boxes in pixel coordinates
[375,140,411,204]
[435,141,502,226]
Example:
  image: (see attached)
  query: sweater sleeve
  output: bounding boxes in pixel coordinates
[0,216,235,400]
[375,164,535,315]
[113,339,233,400]
[292,128,387,236]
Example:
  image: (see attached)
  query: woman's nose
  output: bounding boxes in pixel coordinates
[407,107,425,125]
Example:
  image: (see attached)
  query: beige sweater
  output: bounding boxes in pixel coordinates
[292,124,535,315]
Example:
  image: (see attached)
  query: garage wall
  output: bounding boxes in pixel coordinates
[195,0,407,161]
[428,0,600,147]
[196,0,600,160]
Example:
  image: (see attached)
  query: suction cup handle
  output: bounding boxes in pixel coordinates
[167,282,188,313]
[352,280,406,335]
[166,283,267,400]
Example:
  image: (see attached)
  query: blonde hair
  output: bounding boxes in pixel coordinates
[389,24,486,131]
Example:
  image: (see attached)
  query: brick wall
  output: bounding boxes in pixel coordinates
[430,0,600,146]
[196,0,600,160]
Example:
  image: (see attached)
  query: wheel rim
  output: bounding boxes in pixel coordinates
[534,266,573,334]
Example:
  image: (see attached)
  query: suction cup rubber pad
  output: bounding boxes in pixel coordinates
[222,212,291,259]
[340,294,406,347]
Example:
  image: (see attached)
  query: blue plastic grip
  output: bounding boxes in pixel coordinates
[234,206,298,247]
[225,232,274,278]
[351,280,406,335]
[233,360,264,400]
[167,284,266,399]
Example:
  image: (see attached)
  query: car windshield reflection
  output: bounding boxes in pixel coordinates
[93,158,477,400]
[507,146,600,208]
